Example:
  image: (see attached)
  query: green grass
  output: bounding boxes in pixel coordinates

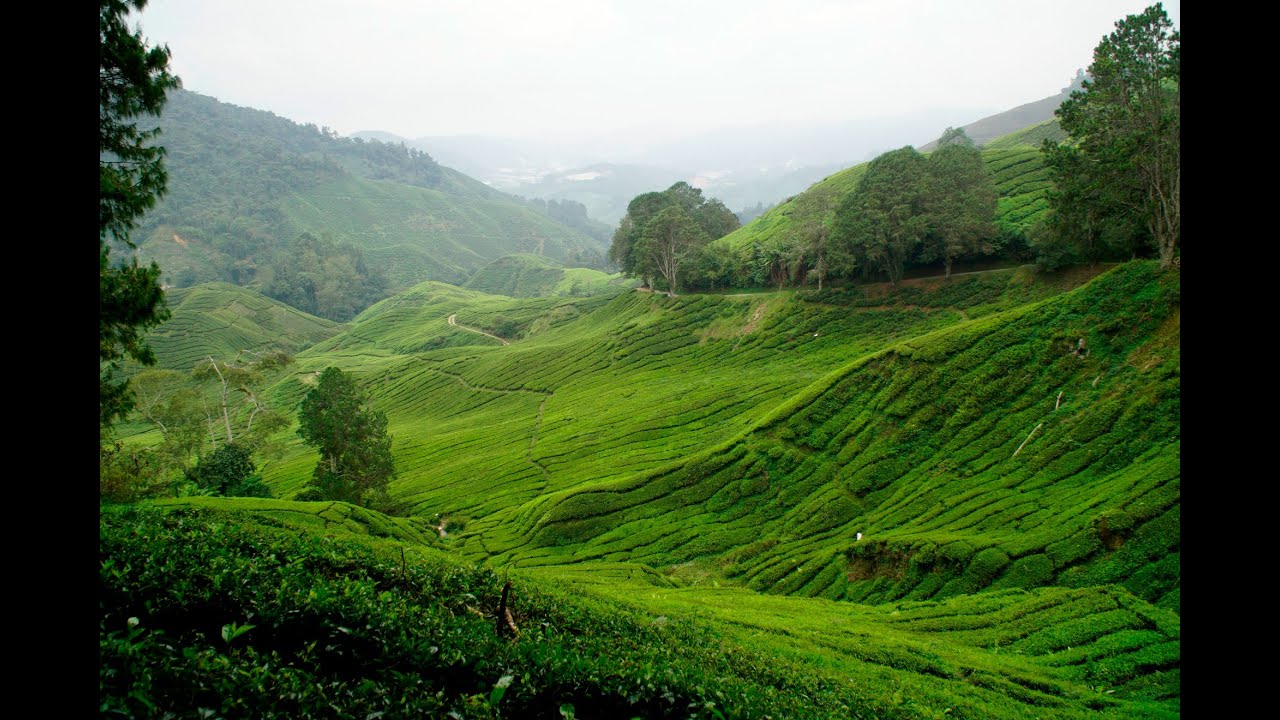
[133,263,1174,614]
[508,263,1177,608]
[196,262,1176,611]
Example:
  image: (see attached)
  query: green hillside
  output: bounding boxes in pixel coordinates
[718,121,1059,259]
[265,262,1176,612]
[101,2,1180,712]
[985,118,1069,150]
[463,254,627,298]
[145,282,341,371]
[274,177,608,289]
[108,261,1178,718]
[251,263,1175,612]
[512,264,1179,610]
[133,90,607,315]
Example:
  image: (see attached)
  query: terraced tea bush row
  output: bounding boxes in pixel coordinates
[101,503,1178,718]
[513,264,1177,609]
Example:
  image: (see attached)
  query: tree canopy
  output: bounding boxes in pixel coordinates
[1043,3,1179,268]
[609,182,739,292]
[635,206,705,295]
[832,147,933,286]
[297,367,396,508]
[100,0,180,427]
[185,443,272,498]
[923,141,998,278]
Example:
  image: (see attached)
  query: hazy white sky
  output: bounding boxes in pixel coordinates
[133,0,1180,142]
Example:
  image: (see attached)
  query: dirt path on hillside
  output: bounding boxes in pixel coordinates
[447,313,510,346]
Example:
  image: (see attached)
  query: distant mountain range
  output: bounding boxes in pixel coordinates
[353,76,1083,225]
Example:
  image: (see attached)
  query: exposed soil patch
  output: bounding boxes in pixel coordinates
[741,304,767,334]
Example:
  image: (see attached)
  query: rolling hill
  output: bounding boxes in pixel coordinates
[144,282,341,371]
[919,71,1084,150]
[462,254,629,298]
[106,86,1178,720]
[133,90,608,310]
[225,261,1177,612]
[716,120,1062,260]
[109,258,1179,717]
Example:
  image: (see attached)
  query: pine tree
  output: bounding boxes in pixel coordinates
[100,0,181,426]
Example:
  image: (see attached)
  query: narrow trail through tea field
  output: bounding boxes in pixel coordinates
[447,313,510,345]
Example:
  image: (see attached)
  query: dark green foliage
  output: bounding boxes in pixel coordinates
[263,233,387,321]
[1039,142,1149,269]
[786,184,844,291]
[712,118,1089,291]
[638,205,708,294]
[1028,220,1079,272]
[486,314,523,339]
[1043,4,1179,268]
[100,248,169,425]
[186,443,272,497]
[99,0,179,427]
[297,367,396,507]
[832,147,932,285]
[609,182,739,290]
[100,441,168,502]
[923,142,998,278]
[99,0,180,245]
[825,142,997,286]
[99,506,898,719]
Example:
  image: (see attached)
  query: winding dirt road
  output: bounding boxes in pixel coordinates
[447,313,510,346]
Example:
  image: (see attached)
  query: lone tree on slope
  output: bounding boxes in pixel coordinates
[297,367,397,508]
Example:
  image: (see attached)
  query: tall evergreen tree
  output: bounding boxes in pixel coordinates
[100,0,181,427]
[1043,4,1179,268]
